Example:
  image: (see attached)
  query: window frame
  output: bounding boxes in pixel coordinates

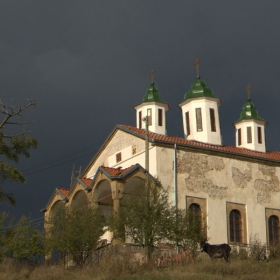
[226,202,247,244]
[265,209,280,247]
[269,215,279,246]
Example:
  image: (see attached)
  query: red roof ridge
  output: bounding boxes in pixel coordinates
[102,165,136,176]
[57,188,69,196]
[79,177,93,187]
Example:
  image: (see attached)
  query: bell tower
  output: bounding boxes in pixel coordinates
[134,69,169,135]
[178,57,222,145]
[234,84,267,152]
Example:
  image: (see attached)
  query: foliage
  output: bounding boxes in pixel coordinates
[111,179,176,257]
[268,243,280,259]
[230,247,248,260]
[45,204,106,263]
[249,233,267,261]
[111,178,204,260]
[0,212,9,260]
[0,99,37,205]
[173,208,207,259]
[3,215,44,263]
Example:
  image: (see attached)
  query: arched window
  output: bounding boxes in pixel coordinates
[189,203,201,235]
[269,215,279,246]
[230,210,242,243]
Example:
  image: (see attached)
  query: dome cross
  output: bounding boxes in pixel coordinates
[246,83,252,100]
[150,68,156,83]
[194,55,201,76]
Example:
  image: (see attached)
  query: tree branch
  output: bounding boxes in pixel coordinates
[0,99,36,130]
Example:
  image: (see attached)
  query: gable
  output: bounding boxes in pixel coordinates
[85,129,145,179]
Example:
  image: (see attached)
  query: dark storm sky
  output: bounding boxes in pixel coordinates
[1,1,280,225]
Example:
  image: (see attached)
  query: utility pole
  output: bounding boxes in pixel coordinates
[144,116,149,173]
[143,116,150,255]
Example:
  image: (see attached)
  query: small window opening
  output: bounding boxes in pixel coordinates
[138,111,142,129]
[116,152,122,163]
[147,109,152,126]
[247,127,252,143]
[185,111,190,136]
[196,108,203,132]
[238,128,242,146]
[158,109,163,126]
[209,108,216,132]
[258,126,262,144]
[132,146,137,155]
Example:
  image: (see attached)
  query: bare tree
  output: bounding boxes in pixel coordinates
[0,98,37,205]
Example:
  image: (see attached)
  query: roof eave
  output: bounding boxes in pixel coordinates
[152,139,280,165]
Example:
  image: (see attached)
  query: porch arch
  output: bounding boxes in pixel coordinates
[71,190,88,209]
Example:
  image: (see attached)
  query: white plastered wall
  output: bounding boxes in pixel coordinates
[86,130,157,179]
[155,145,280,244]
[180,97,222,145]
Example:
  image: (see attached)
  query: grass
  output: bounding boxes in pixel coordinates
[1,257,280,280]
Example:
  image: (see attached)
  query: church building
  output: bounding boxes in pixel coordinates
[43,61,280,248]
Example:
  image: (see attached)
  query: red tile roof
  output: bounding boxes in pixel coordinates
[79,177,92,187]
[119,124,280,162]
[57,188,69,197]
[102,165,136,176]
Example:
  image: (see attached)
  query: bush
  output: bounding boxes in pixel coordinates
[248,233,267,261]
[268,243,280,260]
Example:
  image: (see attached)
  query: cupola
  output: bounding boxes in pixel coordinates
[134,69,169,135]
[178,57,222,145]
[234,84,267,152]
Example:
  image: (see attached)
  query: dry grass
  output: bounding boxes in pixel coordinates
[1,257,280,280]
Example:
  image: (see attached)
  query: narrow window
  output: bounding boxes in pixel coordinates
[185,111,190,136]
[269,215,279,246]
[189,203,201,235]
[116,152,122,163]
[209,108,216,132]
[132,146,137,155]
[196,108,203,132]
[230,210,242,243]
[247,127,252,143]
[238,128,242,146]
[158,109,163,126]
[147,108,152,126]
[138,111,142,129]
[258,126,262,144]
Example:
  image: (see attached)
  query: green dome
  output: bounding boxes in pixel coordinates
[235,98,267,124]
[183,76,217,100]
[142,82,168,104]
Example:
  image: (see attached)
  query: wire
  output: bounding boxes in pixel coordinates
[21,139,103,175]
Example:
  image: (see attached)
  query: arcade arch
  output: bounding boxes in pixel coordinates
[71,190,88,209]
